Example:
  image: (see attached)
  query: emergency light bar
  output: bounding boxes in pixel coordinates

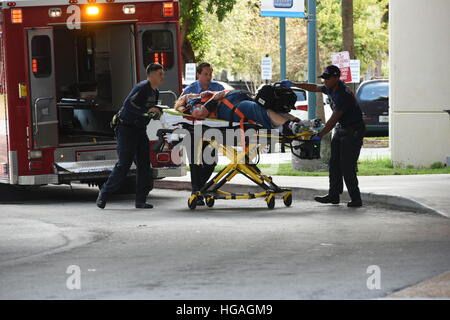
[122,4,135,15]
[86,5,99,16]
[11,8,22,23]
[49,8,62,18]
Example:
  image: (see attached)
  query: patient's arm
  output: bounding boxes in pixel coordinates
[212,90,226,100]
[174,93,199,112]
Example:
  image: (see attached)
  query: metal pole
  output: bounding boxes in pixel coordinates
[280,17,286,81]
[307,0,317,120]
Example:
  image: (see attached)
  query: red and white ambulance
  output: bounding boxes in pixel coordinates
[0,0,185,192]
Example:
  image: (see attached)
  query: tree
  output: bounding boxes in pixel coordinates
[202,0,308,88]
[317,0,389,77]
[341,0,355,59]
[179,0,237,65]
[197,0,388,86]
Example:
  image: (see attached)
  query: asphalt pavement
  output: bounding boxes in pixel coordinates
[0,185,449,299]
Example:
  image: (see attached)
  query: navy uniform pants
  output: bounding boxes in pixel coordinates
[186,125,217,193]
[328,121,366,201]
[100,124,152,204]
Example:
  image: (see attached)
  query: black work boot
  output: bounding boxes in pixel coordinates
[196,195,205,206]
[347,199,363,208]
[96,192,107,209]
[135,203,154,209]
[314,194,340,204]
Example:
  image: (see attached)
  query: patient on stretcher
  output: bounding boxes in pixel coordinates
[174,90,301,136]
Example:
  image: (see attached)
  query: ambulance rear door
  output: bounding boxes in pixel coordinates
[27,27,58,148]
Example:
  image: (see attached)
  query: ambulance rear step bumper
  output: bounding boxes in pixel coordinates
[54,161,185,183]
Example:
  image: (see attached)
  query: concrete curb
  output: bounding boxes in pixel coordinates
[154,180,447,217]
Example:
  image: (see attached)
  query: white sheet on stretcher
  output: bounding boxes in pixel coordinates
[161,110,243,128]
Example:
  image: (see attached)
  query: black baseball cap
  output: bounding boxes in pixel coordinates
[318,65,341,79]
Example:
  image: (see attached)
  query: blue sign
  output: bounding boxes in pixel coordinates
[274,0,293,9]
[261,0,305,18]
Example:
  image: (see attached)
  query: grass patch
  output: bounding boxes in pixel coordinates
[210,157,450,176]
[364,136,389,141]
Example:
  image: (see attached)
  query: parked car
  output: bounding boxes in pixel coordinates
[356,79,389,136]
[289,87,309,121]
[289,87,331,122]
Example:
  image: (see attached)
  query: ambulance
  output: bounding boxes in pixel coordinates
[0,0,185,192]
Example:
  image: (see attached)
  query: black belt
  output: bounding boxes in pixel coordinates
[338,120,364,129]
[118,117,148,129]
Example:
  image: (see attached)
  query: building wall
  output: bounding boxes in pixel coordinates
[389,0,450,167]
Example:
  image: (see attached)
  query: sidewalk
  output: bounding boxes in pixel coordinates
[157,164,450,218]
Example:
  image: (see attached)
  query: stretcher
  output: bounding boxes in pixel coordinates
[161,109,322,210]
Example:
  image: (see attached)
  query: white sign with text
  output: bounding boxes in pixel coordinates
[185,63,196,84]
[261,57,272,80]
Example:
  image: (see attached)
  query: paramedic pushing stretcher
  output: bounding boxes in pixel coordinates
[96,63,164,209]
[179,63,224,206]
[282,65,366,207]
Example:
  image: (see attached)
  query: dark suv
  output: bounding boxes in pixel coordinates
[356,80,389,136]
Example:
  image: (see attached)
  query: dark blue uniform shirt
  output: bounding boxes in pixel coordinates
[119,80,159,124]
[321,80,362,127]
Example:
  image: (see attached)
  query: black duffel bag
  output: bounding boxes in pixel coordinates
[254,82,297,113]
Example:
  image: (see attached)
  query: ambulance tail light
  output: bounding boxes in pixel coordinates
[49,8,62,18]
[153,52,171,68]
[156,153,170,163]
[29,150,43,159]
[162,3,174,17]
[32,59,38,73]
[11,8,22,23]
[123,4,135,15]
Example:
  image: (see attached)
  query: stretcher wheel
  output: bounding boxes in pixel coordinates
[266,194,275,209]
[205,196,215,208]
[188,195,197,210]
[283,193,293,207]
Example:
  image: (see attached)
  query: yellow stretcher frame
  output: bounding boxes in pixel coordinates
[181,122,317,210]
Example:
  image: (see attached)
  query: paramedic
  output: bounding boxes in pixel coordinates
[281,65,366,207]
[177,62,225,206]
[182,62,225,94]
[96,63,164,209]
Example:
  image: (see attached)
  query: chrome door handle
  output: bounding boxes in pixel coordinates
[33,97,54,135]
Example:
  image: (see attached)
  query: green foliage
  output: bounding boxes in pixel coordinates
[430,162,445,169]
[180,0,237,62]
[317,0,389,77]
[198,0,389,83]
[203,0,308,85]
[205,0,237,21]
